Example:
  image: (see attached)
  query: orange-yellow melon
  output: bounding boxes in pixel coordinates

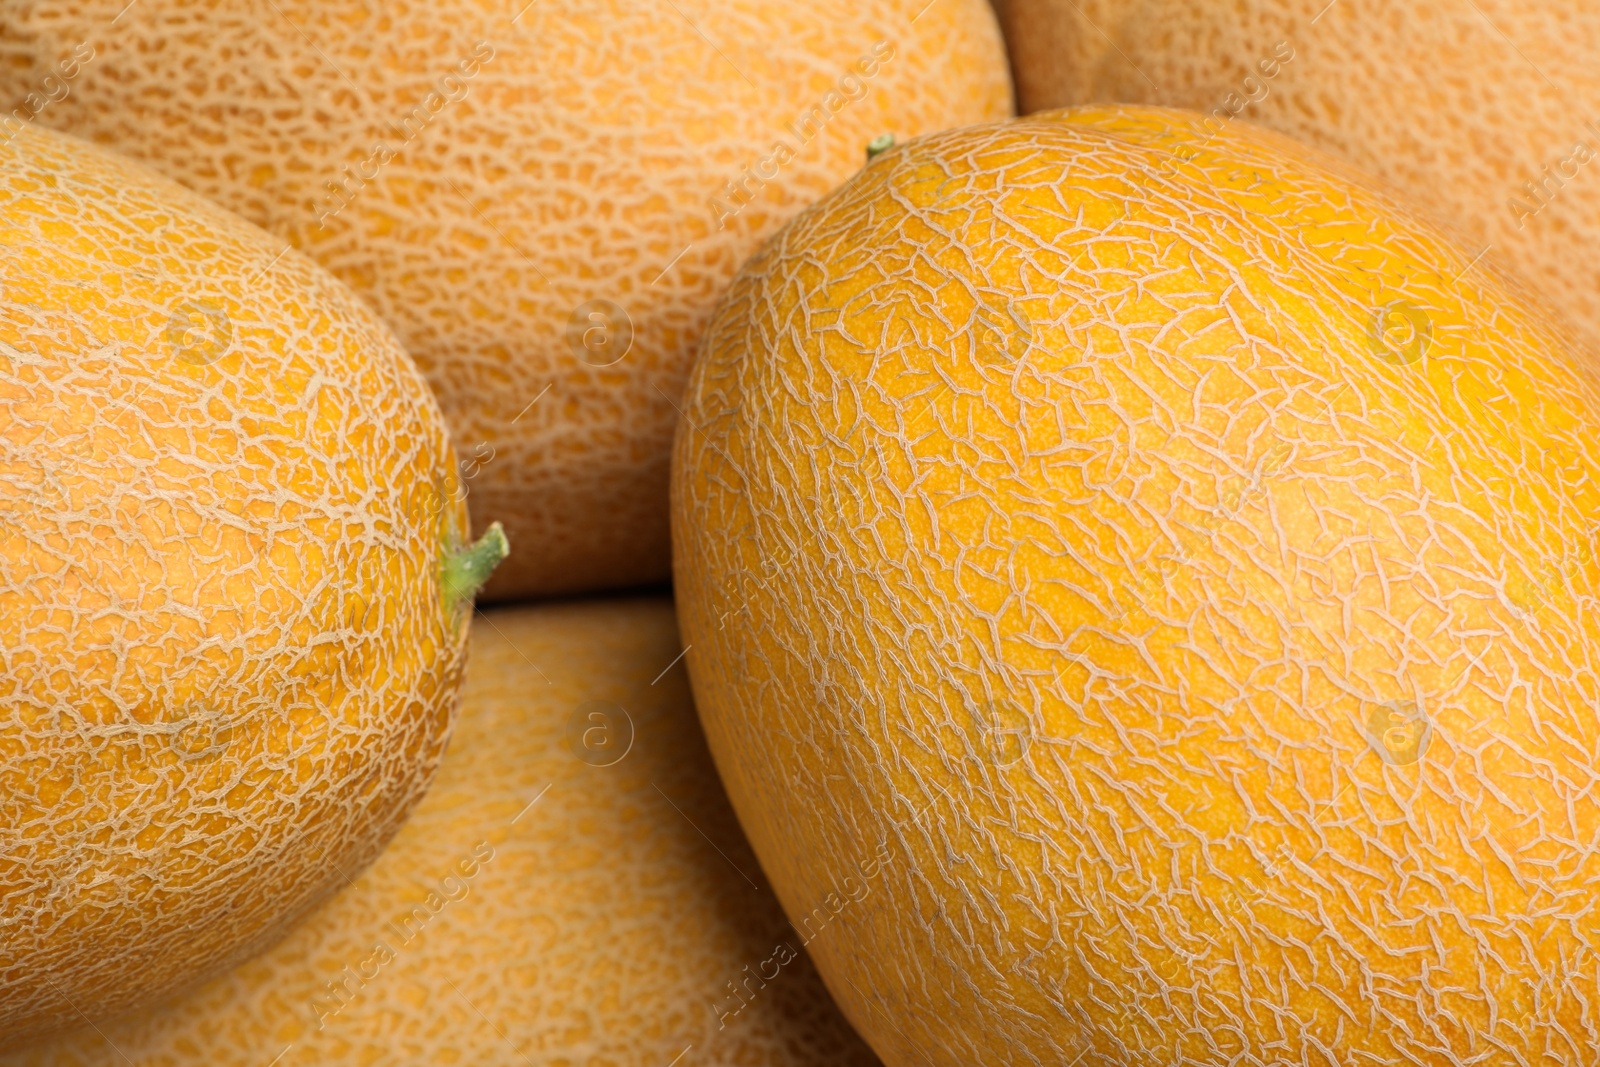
[0,124,503,1040]
[672,105,1600,1066]
[0,0,1013,600]
[5,599,880,1066]
[991,0,1600,344]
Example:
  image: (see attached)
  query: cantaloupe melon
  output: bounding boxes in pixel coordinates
[672,105,1600,1066]
[990,0,1600,345]
[4,598,880,1066]
[0,0,1013,600]
[0,123,503,1041]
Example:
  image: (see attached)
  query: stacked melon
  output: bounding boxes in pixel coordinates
[988,0,1600,344]
[0,0,1011,1060]
[7,2,1600,1066]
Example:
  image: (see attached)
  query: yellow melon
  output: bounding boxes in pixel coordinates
[671,104,1600,1066]
[0,123,505,1041]
[0,0,1013,600]
[5,598,880,1066]
[990,0,1600,344]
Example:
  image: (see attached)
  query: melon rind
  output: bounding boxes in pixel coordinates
[672,106,1600,1066]
[3,600,880,1067]
[0,0,1014,600]
[0,123,470,1040]
[992,0,1600,347]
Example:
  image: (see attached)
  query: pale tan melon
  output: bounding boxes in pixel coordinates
[672,105,1600,1066]
[0,0,1012,600]
[1,123,504,1040]
[5,599,880,1066]
[990,0,1600,345]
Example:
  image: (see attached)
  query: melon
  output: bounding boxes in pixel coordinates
[4,598,880,1066]
[990,0,1600,344]
[0,0,1013,600]
[671,105,1600,1066]
[0,123,504,1040]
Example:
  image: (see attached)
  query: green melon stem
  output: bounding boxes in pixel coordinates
[866,133,895,162]
[443,521,509,610]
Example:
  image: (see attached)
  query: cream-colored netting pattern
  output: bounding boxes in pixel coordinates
[674,108,1600,1066]
[1,123,468,1040]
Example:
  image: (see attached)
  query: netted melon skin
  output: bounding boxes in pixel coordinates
[0,0,1012,600]
[5,599,881,1067]
[0,124,469,1040]
[992,0,1600,347]
[672,107,1600,1066]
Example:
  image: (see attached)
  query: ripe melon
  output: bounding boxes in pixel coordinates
[0,0,1013,600]
[4,598,880,1066]
[0,123,505,1040]
[990,0,1600,344]
[671,105,1600,1066]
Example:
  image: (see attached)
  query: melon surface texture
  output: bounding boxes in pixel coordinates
[6,599,880,1067]
[0,0,1012,599]
[991,0,1600,345]
[0,124,492,1040]
[672,105,1600,1066]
